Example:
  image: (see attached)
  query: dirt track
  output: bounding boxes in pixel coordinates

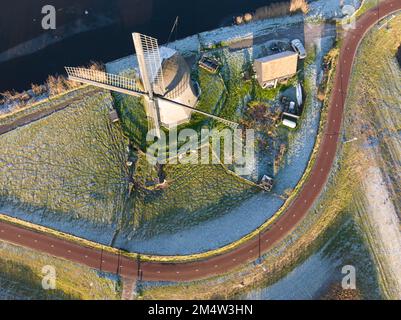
[0,0,399,282]
[0,88,99,135]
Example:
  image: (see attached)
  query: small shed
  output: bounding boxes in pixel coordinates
[254,51,298,88]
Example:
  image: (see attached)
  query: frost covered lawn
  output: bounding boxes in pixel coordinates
[0,241,120,300]
[121,153,258,239]
[0,91,128,225]
[344,14,401,299]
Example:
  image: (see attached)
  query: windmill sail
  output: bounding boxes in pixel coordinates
[132,33,166,96]
[66,33,239,138]
[65,66,238,132]
[65,67,144,97]
[132,33,166,137]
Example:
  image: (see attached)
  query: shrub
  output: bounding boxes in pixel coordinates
[0,90,30,107]
[290,0,309,14]
[88,60,105,72]
[31,83,47,96]
[47,75,67,96]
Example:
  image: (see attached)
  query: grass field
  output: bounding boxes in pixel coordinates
[342,14,401,298]
[0,240,120,300]
[123,152,258,238]
[0,91,128,224]
[346,14,401,216]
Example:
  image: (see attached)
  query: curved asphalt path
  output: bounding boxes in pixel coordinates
[0,0,400,282]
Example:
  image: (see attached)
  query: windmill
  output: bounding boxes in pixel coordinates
[65,32,238,138]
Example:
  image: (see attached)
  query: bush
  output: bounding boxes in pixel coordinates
[46,75,67,96]
[0,90,30,108]
[31,83,46,96]
[290,0,309,14]
[88,60,105,72]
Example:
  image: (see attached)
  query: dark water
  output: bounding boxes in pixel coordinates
[0,0,282,92]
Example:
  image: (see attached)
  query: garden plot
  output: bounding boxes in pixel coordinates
[214,44,296,181]
[0,91,129,229]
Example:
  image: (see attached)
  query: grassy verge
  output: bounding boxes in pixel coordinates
[0,240,121,300]
[342,13,401,298]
